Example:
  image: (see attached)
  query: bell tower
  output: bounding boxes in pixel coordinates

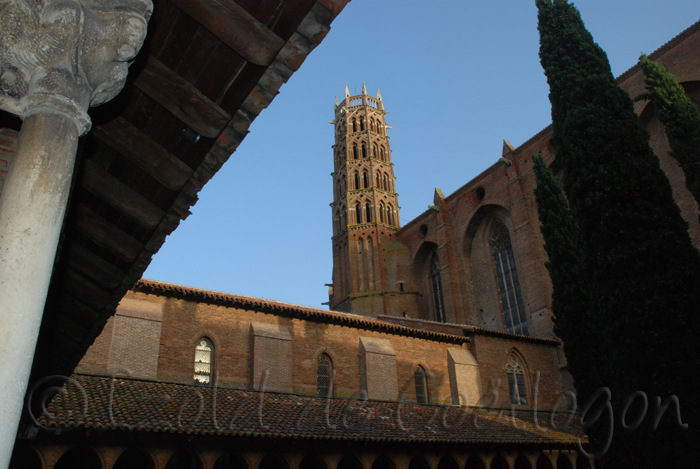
[329,84,401,314]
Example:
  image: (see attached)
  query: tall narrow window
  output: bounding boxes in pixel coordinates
[317,354,332,397]
[379,203,385,223]
[355,202,362,224]
[365,202,372,222]
[354,172,360,190]
[490,221,529,336]
[353,145,358,160]
[194,338,213,384]
[352,119,357,132]
[388,204,394,225]
[506,354,528,405]
[376,172,381,187]
[362,143,367,158]
[430,253,446,323]
[414,366,428,404]
[363,172,369,188]
[360,117,365,131]
[383,175,388,190]
[380,147,385,161]
[373,145,378,157]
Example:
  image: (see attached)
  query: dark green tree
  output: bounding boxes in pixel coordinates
[536,0,700,466]
[531,155,604,400]
[639,54,700,210]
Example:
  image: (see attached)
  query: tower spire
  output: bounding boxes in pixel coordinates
[362,82,367,95]
[334,96,338,107]
[345,86,350,98]
[377,89,382,100]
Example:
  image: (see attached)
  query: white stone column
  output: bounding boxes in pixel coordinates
[0,0,152,465]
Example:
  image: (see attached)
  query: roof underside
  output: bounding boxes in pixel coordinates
[0,0,350,387]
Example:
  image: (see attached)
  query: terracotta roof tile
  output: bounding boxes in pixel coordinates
[38,375,586,447]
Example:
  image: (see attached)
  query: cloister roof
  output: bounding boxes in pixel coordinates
[38,374,586,447]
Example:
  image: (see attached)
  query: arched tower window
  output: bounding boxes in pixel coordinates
[194,338,213,384]
[365,202,372,223]
[388,204,394,225]
[430,254,446,323]
[355,202,362,224]
[317,353,332,397]
[352,119,357,132]
[373,144,378,157]
[506,354,528,405]
[380,147,385,161]
[363,171,369,189]
[379,203,385,223]
[353,144,358,160]
[370,118,375,131]
[414,366,428,403]
[360,117,365,131]
[362,143,367,159]
[383,175,388,191]
[489,221,528,336]
[354,171,360,190]
[376,172,381,187]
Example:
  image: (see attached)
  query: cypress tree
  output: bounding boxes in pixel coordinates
[639,54,700,209]
[536,0,700,465]
[531,155,603,400]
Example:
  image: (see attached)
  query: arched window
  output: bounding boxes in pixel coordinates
[414,366,428,403]
[341,176,346,193]
[335,180,341,199]
[370,118,375,131]
[376,172,381,187]
[194,338,213,384]
[506,354,528,405]
[430,253,446,323]
[352,119,357,132]
[362,143,367,158]
[372,145,378,157]
[360,117,365,131]
[383,175,388,191]
[379,203,385,223]
[317,353,332,397]
[380,147,385,161]
[353,144,358,160]
[490,221,529,336]
[365,202,372,223]
[354,171,360,190]
[355,202,362,224]
[388,204,394,225]
[363,171,369,188]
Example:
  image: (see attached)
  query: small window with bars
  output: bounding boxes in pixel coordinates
[317,354,332,397]
[506,354,528,405]
[194,338,213,384]
[414,366,428,404]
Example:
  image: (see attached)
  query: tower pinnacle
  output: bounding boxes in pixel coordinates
[377,89,382,100]
[345,86,350,98]
[362,82,367,95]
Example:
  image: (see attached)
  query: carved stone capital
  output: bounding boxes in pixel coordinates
[0,0,152,135]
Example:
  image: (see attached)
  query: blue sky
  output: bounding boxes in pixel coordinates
[144,0,700,308]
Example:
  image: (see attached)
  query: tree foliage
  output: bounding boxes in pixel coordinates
[535,0,700,465]
[639,54,700,210]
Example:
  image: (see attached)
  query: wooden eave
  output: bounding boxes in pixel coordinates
[6,0,351,384]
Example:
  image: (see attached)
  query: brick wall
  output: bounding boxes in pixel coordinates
[77,287,566,409]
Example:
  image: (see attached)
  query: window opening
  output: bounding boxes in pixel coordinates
[490,221,529,336]
[194,338,213,384]
[430,254,446,323]
[317,354,332,397]
[414,366,428,403]
[506,354,528,405]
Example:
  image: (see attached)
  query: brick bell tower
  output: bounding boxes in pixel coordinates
[328,84,401,315]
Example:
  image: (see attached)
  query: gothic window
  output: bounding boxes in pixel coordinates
[388,204,394,225]
[379,203,385,223]
[380,147,385,161]
[373,144,378,157]
[352,119,357,132]
[414,366,428,404]
[194,338,213,384]
[365,202,372,223]
[353,144,358,160]
[490,221,529,336]
[363,171,369,188]
[317,353,332,397]
[430,253,446,323]
[362,143,367,158]
[356,202,362,224]
[335,180,341,199]
[376,172,381,187]
[354,171,360,190]
[360,117,365,131]
[341,175,346,193]
[383,175,388,191]
[506,354,528,405]
[370,118,375,131]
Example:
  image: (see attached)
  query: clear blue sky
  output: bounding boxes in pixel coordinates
[144,0,700,308]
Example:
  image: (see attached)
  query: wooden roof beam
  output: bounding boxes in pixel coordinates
[169,0,285,66]
[93,117,192,191]
[135,57,231,139]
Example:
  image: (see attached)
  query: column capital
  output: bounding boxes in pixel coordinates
[0,0,152,135]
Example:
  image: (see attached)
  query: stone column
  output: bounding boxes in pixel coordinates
[0,0,152,466]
